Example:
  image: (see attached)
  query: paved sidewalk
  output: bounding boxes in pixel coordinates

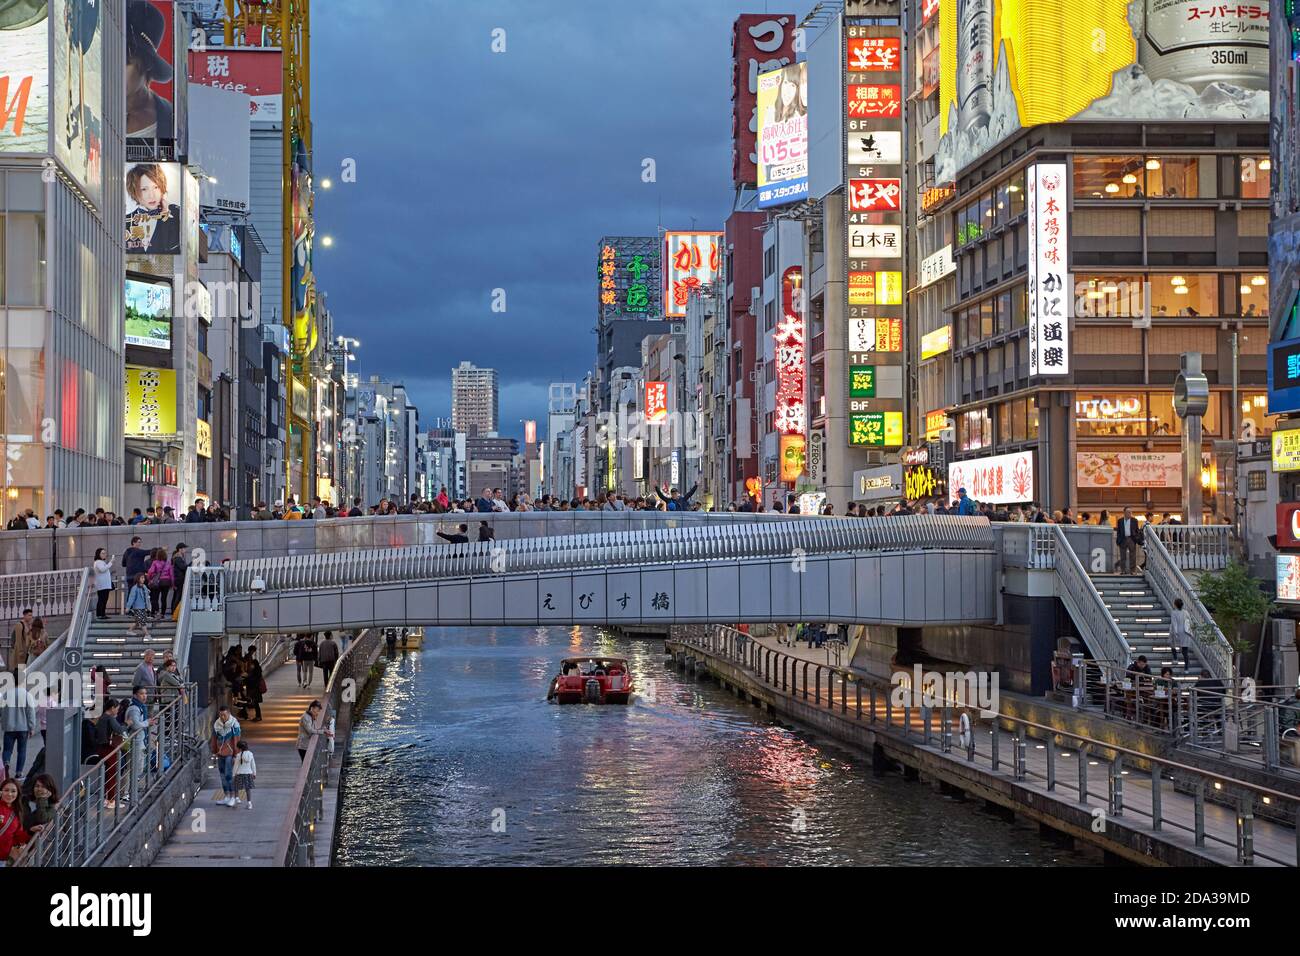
[152,661,328,867]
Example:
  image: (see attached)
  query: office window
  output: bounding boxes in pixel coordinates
[1010,397,1026,442]
[1027,400,1039,439]
[1076,274,1145,318]
[1007,169,1026,218]
[1076,393,1147,437]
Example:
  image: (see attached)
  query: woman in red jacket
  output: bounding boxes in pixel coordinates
[0,777,31,864]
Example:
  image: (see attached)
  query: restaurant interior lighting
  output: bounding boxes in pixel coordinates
[1122,173,1137,184]
[1252,275,1267,286]
[1241,285,1252,295]
[1171,276,1186,286]
[1146,158,1161,170]
[1104,182,1120,194]
[1259,159,1271,171]
[1174,285,1189,295]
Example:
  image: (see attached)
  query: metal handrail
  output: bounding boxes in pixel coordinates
[679,625,1299,866]
[226,515,996,594]
[1049,525,1130,666]
[1143,524,1232,681]
[15,684,200,867]
[275,628,381,867]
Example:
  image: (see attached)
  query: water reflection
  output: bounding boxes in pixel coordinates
[334,627,1096,867]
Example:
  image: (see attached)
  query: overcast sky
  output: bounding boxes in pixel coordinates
[312,0,789,442]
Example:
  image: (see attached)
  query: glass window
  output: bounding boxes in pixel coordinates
[1240,392,1277,438]
[1150,273,1217,318]
[1027,400,1039,440]
[1074,155,1144,198]
[960,408,992,452]
[1237,272,1269,317]
[1239,156,1271,200]
[980,298,994,339]
[995,179,1010,227]
[1076,393,1147,437]
[988,344,1003,375]
[997,401,1011,443]
[1007,169,1026,219]
[966,307,980,346]
[979,192,993,232]
[1075,274,1144,318]
[1146,155,1215,199]
[1011,397,1026,441]
[1148,392,1221,436]
[996,292,1011,334]
[6,172,42,212]
[5,213,44,307]
[1011,286,1027,328]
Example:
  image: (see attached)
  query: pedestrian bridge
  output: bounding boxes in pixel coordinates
[218,516,999,633]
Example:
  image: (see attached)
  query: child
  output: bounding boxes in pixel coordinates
[232,740,256,810]
[124,573,151,636]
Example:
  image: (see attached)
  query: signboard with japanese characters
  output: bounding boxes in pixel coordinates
[773,267,807,447]
[1027,163,1071,376]
[597,236,660,322]
[645,381,668,425]
[663,231,723,319]
[844,18,905,446]
[948,451,1035,505]
[732,14,796,187]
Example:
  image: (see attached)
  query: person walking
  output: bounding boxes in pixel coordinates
[292,634,311,688]
[145,548,174,618]
[1115,507,1141,574]
[296,700,331,761]
[122,686,154,788]
[243,655,264,721]
[1170,598,1194,671]
[122,536,149,593]
[124,573,151,636]
[231,741,256,810]
[132,649,158,695]
[210,704,241,806]
[92,548,115,620]
[300,633,318,688]
[169,543,190,615]
[27,617,46,661]
[317,632,340,689]
[5,609,33,675]
[0,681,36,780]
[93,699,127,808]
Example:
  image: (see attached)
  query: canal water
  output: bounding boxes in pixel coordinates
[333,627,1097,866]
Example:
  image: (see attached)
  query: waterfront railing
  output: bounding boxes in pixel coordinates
[677,625,1298,866]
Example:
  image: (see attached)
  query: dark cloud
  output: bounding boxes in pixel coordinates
[312,0,779,439]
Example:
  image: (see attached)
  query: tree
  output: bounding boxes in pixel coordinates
[1195,559,1272,679]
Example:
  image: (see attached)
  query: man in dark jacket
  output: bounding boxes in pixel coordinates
[438,524,470,544]
[317,632,340,688]
[475,487,495,513]
[1115,507,1141,573]
[122,536,150,585]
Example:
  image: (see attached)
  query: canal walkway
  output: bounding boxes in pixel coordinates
[678,629,1298,867]
[152,660,328,867]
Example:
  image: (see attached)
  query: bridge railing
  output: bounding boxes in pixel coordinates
[0,567,86,624]
[1151,524,1233,571]
[224,515,995,594]
[15,684,200,867]
[1143,525,1232,681]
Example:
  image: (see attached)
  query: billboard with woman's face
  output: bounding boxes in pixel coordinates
[756,61,808,208]
[124,161,181,255]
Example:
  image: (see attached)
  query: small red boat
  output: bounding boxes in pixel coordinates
[548,657,633,705]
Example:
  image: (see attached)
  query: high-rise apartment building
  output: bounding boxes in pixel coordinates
[451,361,499,436]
